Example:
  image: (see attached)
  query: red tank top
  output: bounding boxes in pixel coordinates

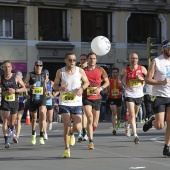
[109,78,122,99]
[126,65,143,88]
[84,66,108,100]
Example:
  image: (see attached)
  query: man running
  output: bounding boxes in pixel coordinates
[108,67,123,135]
[119,53,147,144]
[53,52,89,158]
[0,60,26,148]
[143,40,170,157]
[83,52,109,150]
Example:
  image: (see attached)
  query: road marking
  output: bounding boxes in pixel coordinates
[129,167,146,169]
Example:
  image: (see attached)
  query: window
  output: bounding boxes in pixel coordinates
[128,13,161,43]
[38,8,67,41]
[81,11,112,42]
[0,6,24,39]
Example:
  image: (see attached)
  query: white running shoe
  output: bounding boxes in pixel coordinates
[124,122,131,137]
[44,133,48,140]
[82,134,88,141]
[48,122,53,130]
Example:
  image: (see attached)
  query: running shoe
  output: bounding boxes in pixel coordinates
[143,115,155,132]
[4,142,10,149]
[77,135,83,143]
[62,149,70,158]
[48,122,53,130]
[112,129,117,135]
[39,137,45,145]
[69,135,75,146]
[31,135,36,145]
[43,133,48,140]
[124,122,131,137]
[82,134,88,141]
[134,136,140,144]
[117,120,121,129]
[13,134,19,144]
[163,148,170,157]
[88,142,94,150]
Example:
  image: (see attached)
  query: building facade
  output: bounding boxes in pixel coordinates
[0,0,170,79]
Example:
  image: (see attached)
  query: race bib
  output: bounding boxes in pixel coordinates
[19,92,24,97]
[111,89,119,96]
[32,87,43,95]
[151,96,156,102]
[87,87,97,95]
[62,92,76,102]
[5,93,15,101]
[129,79,141,87]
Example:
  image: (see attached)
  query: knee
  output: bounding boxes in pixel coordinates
[155,123,164,130]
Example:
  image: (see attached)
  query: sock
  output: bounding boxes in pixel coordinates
[32,130,36,135]
[4,136,8,144]
[93,126,97,131]
[65,147,70,150]
[82,128,87,136]
[89,139,93,143]
[40,131,43,137]
[134,134,138,137]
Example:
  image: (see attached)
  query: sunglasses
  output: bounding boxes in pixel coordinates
[164,43,170,49]
[36,65,43,67]
[68,59,76,62]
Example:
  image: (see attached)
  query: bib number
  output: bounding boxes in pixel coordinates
[111,89,119,96]
[87,87,97,95]
[151,96,156,102]
[5,94,15,101]
[62,92,76,102]
[32,87,43,95]
[129,79,141,87]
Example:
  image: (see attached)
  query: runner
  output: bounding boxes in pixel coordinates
[24,60,47,145]
[108,67,123,135]
[78,54,88,141]
[53,52,89,158]
[14,71,28,143]
[119,53,147,144]
[83,52,109,150]
[143,40,170,157]
[0,60,26,148]
[43,69,54,140]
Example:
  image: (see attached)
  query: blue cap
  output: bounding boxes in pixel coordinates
[43,69,49,74]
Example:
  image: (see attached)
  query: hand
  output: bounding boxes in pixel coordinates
[76,87,83,96]
[162,78,170,85]
[136,75,144,81]
[59,84,68,92]
[8,88,15,94]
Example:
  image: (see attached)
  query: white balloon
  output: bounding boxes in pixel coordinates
[91,36,111,56]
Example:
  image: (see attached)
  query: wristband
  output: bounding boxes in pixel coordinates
[100,86,104,91]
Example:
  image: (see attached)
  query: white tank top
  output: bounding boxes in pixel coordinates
[59,66,82,106]
[152,55,170,97]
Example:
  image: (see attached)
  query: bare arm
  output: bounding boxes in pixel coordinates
[146,59,170,85]
[53,69,62,91]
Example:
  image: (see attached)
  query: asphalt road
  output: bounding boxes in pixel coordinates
[0,121,169,170]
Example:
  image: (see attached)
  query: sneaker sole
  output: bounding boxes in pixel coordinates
[13,138,18,144]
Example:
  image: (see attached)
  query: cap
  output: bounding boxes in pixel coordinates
[35,60,43,66]
[162,40,170,46]
[43,69,49,74]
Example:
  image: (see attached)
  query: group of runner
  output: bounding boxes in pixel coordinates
[0,39,170,158]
